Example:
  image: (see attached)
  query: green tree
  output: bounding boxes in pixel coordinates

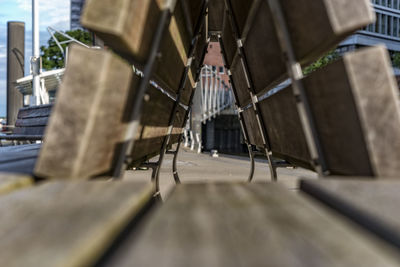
[392,52,400,69]
[303,50,340,75]
[40,29,92,70]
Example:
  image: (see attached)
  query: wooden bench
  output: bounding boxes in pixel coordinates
[0,0,400,266]
[0,104,51,145]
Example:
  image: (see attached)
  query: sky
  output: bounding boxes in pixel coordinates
[0,0,70,117]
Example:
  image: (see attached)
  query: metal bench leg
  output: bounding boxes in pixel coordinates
[247,144,255,182]
[172,140,182,184]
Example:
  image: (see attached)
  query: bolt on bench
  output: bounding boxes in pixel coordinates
[0,0,400,266]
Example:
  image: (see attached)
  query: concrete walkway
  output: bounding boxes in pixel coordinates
[124,148,317,199]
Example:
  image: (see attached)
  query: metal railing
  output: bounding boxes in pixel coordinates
[199,65,235,123]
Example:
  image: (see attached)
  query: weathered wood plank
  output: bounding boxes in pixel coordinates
[12,126,46,136]
[258,85,311,169]
[15,117,48,127]
[170,105,187,145]
[230,55,251,107]
[0,157,37,175]
[0,173,34,195]
[81,0,167,65]
[240,0,374,94]
[228,0,254,38]
[0,146,40,164]
[258,46,400,176]
[35,45,136,179]
[241,108,263,148]
[0,134,43,141]
[301,178,400,250]
[17,104,52,119]
[153,0,193,96]
[100,183,400,267]
[221,13,237,68]
[208,0,225,33]
[0,180,155,267]
[131,85,176,163]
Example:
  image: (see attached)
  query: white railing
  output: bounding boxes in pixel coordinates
[199,65,234,123]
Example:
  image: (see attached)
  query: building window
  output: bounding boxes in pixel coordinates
[219,66,224,74]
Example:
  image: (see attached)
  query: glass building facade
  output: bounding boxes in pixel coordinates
[70,0,86,30]
[339,0,400,56]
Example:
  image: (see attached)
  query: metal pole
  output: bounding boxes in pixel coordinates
[7,22,25,126]
[31,0,40,106]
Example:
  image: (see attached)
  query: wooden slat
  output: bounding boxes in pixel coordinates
[258,85,311,169]
[230,55,251,107]
[0,173,34,195]
[0,147,40,164]
[0,157,37,175]
[170,105,187,145]
[0,180,155,267]
[241,108,263,148]
[15,117,48,127]
[241,0,374,94]
[153,0,193,97]
[12,126,45,136]
[0,134,43,141]
[185,0,204,34]
[208,0,225,33]
[0,143,41,154]
[81,0,168,65]
[100,183,400,266]
[301,178,400,250]
[258,46,400,176]
[35,45,136,179]
[17,104,52,119]
[192,19,208,76]
[221,12,237,68]
[130,85,175,164]
[228,0,254,38]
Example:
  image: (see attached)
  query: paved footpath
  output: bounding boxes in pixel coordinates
[124,148,317,199]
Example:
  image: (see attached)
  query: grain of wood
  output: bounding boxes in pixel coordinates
[35,45,135,179]
[0,180,154,267]
[301,178,400,250]
[258,47,400,176]
[0,173,34,195]
[101,182,400,267]
[231,0,374,94]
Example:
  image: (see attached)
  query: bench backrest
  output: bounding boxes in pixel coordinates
[34,0,207,179]
[220,0,400,177]
[13,105,52,137]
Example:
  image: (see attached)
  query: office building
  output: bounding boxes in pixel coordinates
[339,0,400,55]
[70,0,86,30]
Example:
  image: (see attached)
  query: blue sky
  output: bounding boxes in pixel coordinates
[0,0,70,117]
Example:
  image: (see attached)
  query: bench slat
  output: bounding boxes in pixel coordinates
[230,55,251,107]
[0,134,43,141]
[100,183,400,266]
[15,117,48,127]
[0,174,34,195]
[0,180,154,267]
[241,108,263,148]
[208,0,225,33]
[17,104,52,119]
[131,85,177,164]
[153,0,194,100]
[258,46,400,176]
[35,45,136,179]
[301,178,400,250]
[12,126,46,136]
[81,0,166,65]
[231,0,374,94]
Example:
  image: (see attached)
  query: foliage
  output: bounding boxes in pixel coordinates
[40,29,92,70]
[392,52,400,69]
[303,50,340,75]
